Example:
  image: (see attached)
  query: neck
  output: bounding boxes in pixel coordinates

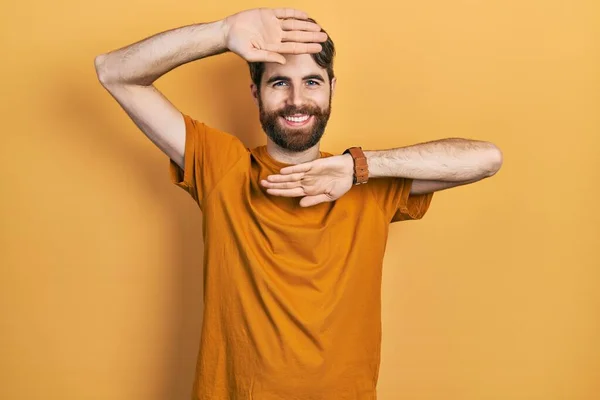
[266,139,321,165]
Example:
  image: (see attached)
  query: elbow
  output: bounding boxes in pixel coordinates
[484,144,503,177]
[94,54,108,85]
[94,53,114,86]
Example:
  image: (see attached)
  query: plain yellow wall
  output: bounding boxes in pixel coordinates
[1,0,598,399]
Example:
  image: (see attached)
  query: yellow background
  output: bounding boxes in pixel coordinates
[1,0,598,399]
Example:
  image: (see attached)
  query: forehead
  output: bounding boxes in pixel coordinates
[262,54,327,83]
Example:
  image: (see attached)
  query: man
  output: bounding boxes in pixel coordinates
[95,7,502,399]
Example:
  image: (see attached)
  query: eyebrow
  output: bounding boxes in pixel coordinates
[265,74,326,85]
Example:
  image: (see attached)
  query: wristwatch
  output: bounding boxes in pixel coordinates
[343,147,369,185]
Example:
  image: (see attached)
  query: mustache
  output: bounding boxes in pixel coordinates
[277,104,323,117]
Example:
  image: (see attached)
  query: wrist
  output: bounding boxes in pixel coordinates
[342,153,354,177]
[216,18,230,51]
[343,147,369,185]
[212,19,230,52]
[362,151,379,178]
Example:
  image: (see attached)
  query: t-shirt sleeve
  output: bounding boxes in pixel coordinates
[367,177,434,223]
[169,113,247,208]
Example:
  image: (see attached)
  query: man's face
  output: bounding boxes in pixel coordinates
[253,54,336,152]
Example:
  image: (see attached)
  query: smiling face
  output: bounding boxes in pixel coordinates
[251,54,336,153]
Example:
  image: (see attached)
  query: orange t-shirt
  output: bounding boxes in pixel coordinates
[169,114,433,399]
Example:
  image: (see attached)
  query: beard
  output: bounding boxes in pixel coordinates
[258,95,332,152]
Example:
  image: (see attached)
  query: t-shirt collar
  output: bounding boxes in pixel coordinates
[255,145,327,170]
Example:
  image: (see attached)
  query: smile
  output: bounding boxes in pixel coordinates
[281,115,313,127]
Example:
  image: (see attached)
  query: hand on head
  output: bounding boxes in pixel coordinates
[223,8,328,64]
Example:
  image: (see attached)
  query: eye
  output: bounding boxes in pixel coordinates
[306,80,320,86]
[273,81,287,87]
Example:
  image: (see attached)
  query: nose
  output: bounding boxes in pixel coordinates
[287,85,305,108]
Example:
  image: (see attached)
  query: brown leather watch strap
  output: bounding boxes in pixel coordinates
[343,147,369,185]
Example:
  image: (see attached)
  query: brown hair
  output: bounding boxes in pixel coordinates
[247,18,335,90]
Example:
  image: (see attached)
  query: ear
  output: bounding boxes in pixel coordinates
[250,84,259,106]
[330,77,337,97]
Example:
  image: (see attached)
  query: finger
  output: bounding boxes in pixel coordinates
[280,19,323,32]
[266,187,305,197]
[281,30,328,43]
[268,172,305,182]
[273,8,308,20]
[261,180,302,189]
[265,42,323,54]
[279,163,312,175]
[246,49,286,64]
[300,194,331,207]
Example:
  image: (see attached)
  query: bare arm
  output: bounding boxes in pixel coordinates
[363,138,503,194]
[94,8,328,169]
[94,21,228,169]
[259,138,503,207]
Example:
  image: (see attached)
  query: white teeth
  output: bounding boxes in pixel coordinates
[285,115,310,123]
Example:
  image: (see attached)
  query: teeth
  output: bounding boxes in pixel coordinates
[285,115,310,123]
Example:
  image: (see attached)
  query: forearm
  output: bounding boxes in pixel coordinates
[94,20,228,86]
[364,138,502,181]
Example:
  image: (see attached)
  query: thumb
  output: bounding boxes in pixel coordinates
[299,194,331,207]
